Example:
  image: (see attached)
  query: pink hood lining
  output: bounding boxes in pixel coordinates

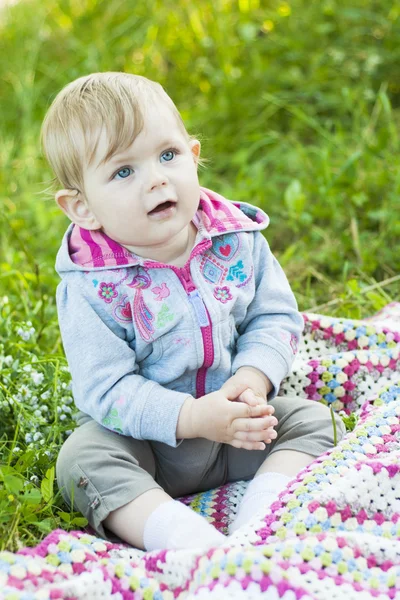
[68,187,269,269]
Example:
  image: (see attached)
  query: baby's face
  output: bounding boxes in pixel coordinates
[81,102,200,257]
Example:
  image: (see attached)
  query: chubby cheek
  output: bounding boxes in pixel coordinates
[180,176,201,207]
[99,207,143,240]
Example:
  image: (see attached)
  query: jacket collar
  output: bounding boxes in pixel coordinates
[68,186,269,269]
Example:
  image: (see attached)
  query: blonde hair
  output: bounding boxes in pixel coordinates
[41,72,190,194]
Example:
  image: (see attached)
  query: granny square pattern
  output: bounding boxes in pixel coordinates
[1,303,400,599]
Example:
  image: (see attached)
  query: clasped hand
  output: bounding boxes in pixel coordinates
[178,367,278,450]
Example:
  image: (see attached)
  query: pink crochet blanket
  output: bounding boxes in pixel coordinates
[1,303,400,599]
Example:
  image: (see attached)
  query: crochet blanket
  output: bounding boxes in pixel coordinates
[1,303,400,599]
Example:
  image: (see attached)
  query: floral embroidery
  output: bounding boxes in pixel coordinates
[226,260,247,283]
[214,286,233,304]
[156,304,174,328]
[92,279,98,287]
[98,282,118,303]
[151,283,170,301]
[113,295,132,323]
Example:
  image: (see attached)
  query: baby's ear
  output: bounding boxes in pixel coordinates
[189,139,201,165]
[55,189,101,230]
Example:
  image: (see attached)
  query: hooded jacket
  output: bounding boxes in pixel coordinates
[55,187,303,446]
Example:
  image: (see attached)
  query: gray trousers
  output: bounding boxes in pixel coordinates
[56,396,345,539]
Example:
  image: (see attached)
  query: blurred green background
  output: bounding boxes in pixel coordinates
[2,0,400,314]
[0,0,399,549]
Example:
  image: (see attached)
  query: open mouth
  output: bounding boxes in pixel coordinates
[148,200,175,215]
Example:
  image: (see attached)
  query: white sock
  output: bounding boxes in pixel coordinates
[229,472,291,533]
[143,499,225,551]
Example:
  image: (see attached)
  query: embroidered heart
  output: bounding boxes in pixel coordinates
[212,234,239,261]
[220,244,231,257]
[113,295,132,322]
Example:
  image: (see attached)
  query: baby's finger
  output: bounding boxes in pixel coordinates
[233,428,275,443]
[265,427,278,441]
[233,415,276,433]
[230,439,266,451]
[237,388,261,406]
[232,402,275,420]
[248,402,275,418]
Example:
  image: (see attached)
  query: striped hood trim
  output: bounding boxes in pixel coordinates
[56,187,269,272]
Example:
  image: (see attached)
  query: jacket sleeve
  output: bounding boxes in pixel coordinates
[232,231,304,397]
[56,279,190,446]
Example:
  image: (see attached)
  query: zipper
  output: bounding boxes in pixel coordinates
[143,238,214,398]
[180,264,214,397]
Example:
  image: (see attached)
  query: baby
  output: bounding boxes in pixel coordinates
[41,72,345,551]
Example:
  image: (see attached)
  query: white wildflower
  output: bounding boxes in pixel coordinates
[17,324,36,341]
[19,385,32,400]
[31,371,44,386]
[4,355,13,367]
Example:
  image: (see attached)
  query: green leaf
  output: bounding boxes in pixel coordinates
[22,488,42,505]
[3,474,24,495]
[365,291,387,311]
[35,518,56,533]
[59,511,71,523]
[13,450,37,473]
[40,467,55,504]
[71,517,88,527]
[346,279,360,294]
[341,413,358,432]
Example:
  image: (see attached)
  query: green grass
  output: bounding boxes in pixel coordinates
[0,0,399,550]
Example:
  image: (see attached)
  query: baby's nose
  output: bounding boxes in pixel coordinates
[148,165,168,191]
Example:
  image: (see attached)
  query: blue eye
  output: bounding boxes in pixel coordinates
[161,150,175,162]
[114,167,133,180]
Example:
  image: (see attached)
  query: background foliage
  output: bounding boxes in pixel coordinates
[0,0,399,550]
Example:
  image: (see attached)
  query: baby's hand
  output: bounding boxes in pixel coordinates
[222,367,274,411]
[177,388,276,450]
[234,387,277,445]
[221,367,277,445]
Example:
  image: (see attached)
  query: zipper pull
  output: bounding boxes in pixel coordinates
[188,290,209,327]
